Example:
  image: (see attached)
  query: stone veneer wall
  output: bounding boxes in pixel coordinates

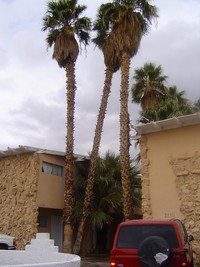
[0,153,39,249]
[140,135,200,264]
[170,152,200,262]
[140,136,153,219]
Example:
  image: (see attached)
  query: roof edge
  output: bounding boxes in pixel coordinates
[0,145,89,160]
[133,113,200,135]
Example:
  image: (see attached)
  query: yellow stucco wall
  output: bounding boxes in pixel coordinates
[141,124,200,219]
[37,154,65,209]
[139,123,200,264]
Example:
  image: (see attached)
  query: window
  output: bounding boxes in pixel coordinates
[175,220,188,243]
[42,162,64,177]
[38,216,48,227]
[116,225,179,249]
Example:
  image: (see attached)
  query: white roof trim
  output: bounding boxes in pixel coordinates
[134,113,200,135]
[0,145,89,160]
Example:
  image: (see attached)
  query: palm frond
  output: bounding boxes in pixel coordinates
[132,62,168,109]
[45,28,60,47]
[91,210,113,229]
[42,0,91,65]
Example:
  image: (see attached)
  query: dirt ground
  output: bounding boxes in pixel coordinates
[81,257,110,267]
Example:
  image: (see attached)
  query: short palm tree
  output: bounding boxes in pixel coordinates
[42,0,91,252]
[138,85,194,122]
[73,3,122,253]
[74,152,123,230]
[166,86,193,115]
[92,152,141,227]
[132,62,168,110]
[102,0,158,221]
[73,151,141,251]
[193,98,200,112]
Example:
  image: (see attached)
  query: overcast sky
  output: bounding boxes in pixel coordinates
[0,0,199,158]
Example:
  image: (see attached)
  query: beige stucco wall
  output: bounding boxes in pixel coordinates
[37,154,65,209]
[0,152,66,249]
[139,124,200,263]
[0,150,90,251]
[0,153,39,249]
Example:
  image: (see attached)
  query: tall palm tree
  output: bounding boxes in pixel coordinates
[73,3,121,253]
[132,62,168,110]
[42,0,91,252]
[104,0,158,221]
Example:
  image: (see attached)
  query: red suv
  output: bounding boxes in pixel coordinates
[110,219,193,267]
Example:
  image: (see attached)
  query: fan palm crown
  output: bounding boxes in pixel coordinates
[93,0,158,59]
[138,85,194,122]
[42,0,91,67]
[132,62,168,110]
[93,2,121,72]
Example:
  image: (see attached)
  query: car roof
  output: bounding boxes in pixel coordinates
[119,219,179,226]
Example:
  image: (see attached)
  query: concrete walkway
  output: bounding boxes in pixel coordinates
[81,257,109,267]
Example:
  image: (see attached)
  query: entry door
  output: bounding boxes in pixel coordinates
[51,215,63,251]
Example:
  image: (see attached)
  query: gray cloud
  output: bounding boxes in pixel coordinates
[0,0,199,159]
[0,96,66,151]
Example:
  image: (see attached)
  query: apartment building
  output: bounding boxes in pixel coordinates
[0,145,89,251]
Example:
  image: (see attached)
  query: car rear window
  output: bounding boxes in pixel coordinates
[116,224,179,249]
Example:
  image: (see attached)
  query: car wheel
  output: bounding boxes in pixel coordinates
[0,243,8,250]
[138,236,171,267]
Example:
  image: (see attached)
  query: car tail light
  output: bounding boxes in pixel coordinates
[110,255,116,267]
[13,239,16,246]
[177,250,188,267]
[180,253,187,267]
[172,249,190,267]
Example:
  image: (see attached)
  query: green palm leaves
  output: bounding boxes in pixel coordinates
[74,152,140,230]
[93,0,158,58]
[132,62,195,122]
[132,63,168,110]
[42,0,91,67]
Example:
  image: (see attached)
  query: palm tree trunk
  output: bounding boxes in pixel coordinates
[63,62,76,253]
[120,53,134,221]
[73,68,113,254]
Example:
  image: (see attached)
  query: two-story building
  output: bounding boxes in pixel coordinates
[0,145,89,251]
